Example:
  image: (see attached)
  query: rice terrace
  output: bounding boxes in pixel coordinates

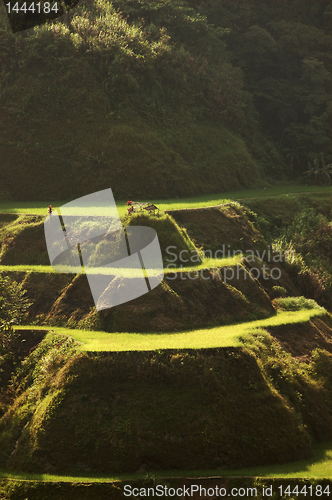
[1,0,332,498]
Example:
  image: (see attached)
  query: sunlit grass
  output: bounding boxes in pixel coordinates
[16,309,325,352]
[0,201,65,215]
[1,440,332,481]
[0,468,133,483]
[2,185,332,216]
[116,184,332,215]
[153,184,332,213]
[0,256,241,276]
[0,265,56,273]
[222,441,332,478]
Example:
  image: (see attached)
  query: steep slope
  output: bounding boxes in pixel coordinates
[2,316,332,474]
[0,0,263,202]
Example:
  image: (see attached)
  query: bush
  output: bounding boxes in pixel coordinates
[273,296,324,311]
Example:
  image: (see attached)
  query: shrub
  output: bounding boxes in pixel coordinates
[273,296,324,311]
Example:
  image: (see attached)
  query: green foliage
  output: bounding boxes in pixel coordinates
[0,0,251,129]
[199,1,332,176]
[284,207,326,241]
[124,211,201,265]
[275,207,332,261]
[0,0,331,198]
[303,153,332,185]
[3,311,332,477]
[0,331,319,473]
[271,285,288,298]
[246,198,332,307]
[274,296,323,311]
[0,274,30,338]
[0,215,49,266]
[0,0,287,201]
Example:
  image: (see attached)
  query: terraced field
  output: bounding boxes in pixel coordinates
[2,186,332,489]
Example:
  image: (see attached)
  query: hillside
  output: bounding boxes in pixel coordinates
[2,313,332,475]
[2,192,332,500]
[0,205,293,330]
[1,0,332,494]
[1,0,331,201]
[0,0,260,201]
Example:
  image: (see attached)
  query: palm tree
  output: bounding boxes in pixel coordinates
[303,153,332,185]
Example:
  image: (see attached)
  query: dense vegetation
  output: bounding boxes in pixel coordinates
[0,0,331,200]
[243,193,332,311]
[199,0,332,175]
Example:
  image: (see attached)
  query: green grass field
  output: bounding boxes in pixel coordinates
[2,184,332,216]
[0,440,332,482]
[16,309,325,351]
[0,255,240,275]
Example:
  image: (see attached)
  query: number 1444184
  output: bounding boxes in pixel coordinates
[278,484,330,496]
[5,2,59,13]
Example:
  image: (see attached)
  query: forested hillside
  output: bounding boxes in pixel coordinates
[0,0,331,200]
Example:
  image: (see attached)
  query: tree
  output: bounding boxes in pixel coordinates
[0,274,31,347]
[303,153,332,185]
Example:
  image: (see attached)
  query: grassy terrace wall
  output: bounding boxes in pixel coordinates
[0,212,197,268]
[11,264,276,331]
[0,204,266,267]
[2,318,332,476]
